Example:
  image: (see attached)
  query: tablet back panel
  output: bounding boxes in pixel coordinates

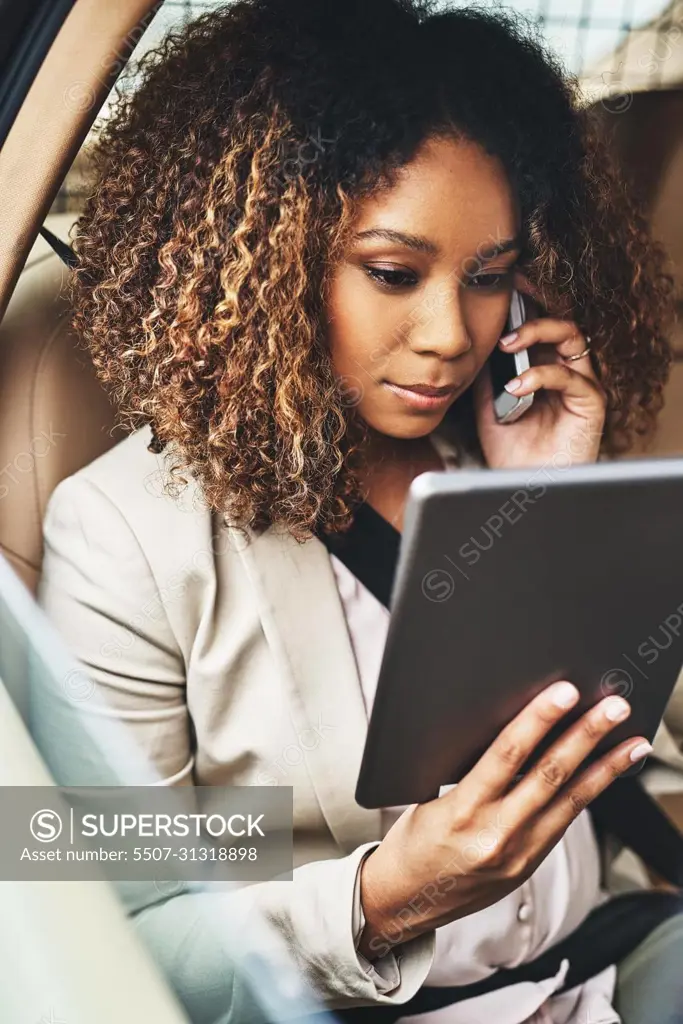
[356,458,683,809]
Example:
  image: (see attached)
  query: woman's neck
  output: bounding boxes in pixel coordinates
[358,427,446,532]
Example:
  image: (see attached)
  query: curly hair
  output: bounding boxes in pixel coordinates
[70,0,675,542]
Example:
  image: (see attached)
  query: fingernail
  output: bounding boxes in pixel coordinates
[500,332,518,346]
[604,697,631,722]
[550,681,579,709]
[504,377,522,393]
[630,741,653,763]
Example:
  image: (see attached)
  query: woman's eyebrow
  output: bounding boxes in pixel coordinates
[352,228,439,255]
[351,229,522,260]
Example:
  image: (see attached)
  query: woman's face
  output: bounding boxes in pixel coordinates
[327,135,521,440]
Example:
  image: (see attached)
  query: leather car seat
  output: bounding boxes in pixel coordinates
[589,90,683,456]
[0,213,123,593]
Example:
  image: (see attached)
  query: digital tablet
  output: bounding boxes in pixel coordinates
[355,458,683,809]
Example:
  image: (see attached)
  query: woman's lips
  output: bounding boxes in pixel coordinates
[383,381,457,410]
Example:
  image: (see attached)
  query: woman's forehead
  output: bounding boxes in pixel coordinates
[348,136,520,259]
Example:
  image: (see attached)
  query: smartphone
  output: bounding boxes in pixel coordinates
[491,289,534,423]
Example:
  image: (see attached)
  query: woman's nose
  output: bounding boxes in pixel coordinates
[408,295,473,359]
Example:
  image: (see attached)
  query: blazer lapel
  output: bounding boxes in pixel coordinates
[234,522,382,852]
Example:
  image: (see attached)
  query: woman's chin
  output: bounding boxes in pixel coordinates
[362,412,447,442]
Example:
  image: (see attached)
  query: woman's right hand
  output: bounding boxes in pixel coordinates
[357,680,652,961]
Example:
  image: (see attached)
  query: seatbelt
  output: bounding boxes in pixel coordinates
[330,892,683,1022]
[315,500,683,884]
[38,224,78,269]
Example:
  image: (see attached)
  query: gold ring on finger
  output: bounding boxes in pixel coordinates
[562,337,592,363]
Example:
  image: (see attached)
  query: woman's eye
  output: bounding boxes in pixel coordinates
[467,269,515,290]
[363,265,418,290]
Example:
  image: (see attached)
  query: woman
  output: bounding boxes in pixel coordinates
[37,1,682,1022]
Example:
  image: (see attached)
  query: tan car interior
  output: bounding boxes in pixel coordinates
[0,0,158,592]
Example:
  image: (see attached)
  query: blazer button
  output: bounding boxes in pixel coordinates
[517,901,532,923]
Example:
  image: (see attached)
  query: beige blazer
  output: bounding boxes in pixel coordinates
[36,425,683,1021]
[36,424,434,1018]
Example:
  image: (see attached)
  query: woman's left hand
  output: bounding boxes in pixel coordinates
[474,317,607,470]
